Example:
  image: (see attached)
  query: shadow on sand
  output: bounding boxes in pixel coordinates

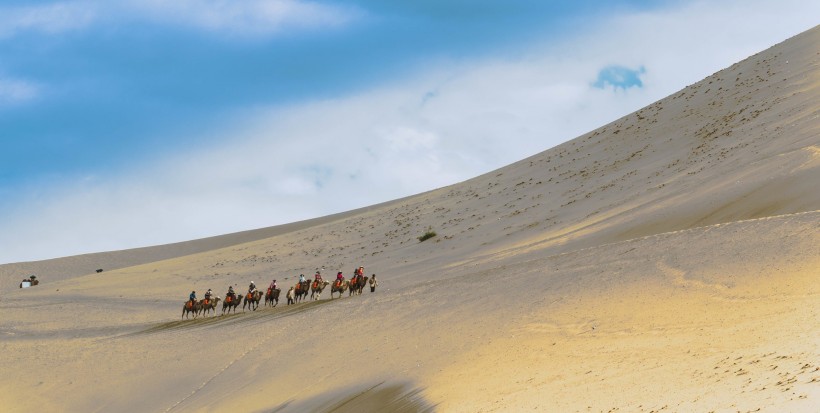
[131,298,336,336]
[266,381,436,413]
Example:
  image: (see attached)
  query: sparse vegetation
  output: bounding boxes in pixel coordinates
[417,227,437,242]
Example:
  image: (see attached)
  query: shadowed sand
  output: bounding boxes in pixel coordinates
[0,25,818,413]
[268,382,435,413]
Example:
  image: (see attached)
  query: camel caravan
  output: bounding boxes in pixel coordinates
[181,267,378,320]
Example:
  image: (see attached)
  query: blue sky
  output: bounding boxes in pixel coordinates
[1,0,817,263]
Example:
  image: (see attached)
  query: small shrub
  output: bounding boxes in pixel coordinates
[417,227,437,242]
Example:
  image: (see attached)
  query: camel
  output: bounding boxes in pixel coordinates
[294,280,310,303]
[356,276,369,295]
[182,299,202,319]
[200,297,221,317]
[265,288,281,307]
[348,275,369,296]
[348,276,358,297]
[222,294,242,315]
[243,290,263,312]
[310,280,330,301]
[330,279,349,299]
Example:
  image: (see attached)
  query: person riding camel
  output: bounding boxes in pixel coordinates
[336,271,344,286]
[204,288,213,304]
[315,271,323,283]
[188,290,197,308]
[248,281,257,297]
[299,274,306,283]
[269,279,277,291]
[226,286,236,302]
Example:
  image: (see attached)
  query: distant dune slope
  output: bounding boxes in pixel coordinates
[0,199,409,291]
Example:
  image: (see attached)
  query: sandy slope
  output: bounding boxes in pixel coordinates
[0,26,818,413]
[0,203,410,292]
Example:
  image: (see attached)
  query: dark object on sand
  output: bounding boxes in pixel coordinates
[20,275,39,288]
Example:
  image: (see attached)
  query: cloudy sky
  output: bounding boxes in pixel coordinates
[1,0,817,264]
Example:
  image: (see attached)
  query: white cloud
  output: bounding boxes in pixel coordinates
[122,0,361,36]
[2,0,819,263]
[0,77,39,104]
[0,2,96,38]
[0,0,359,39]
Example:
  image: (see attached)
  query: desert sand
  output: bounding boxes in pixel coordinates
[0,26,818,413]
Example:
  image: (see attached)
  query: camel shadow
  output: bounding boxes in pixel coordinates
[130,298,336,337]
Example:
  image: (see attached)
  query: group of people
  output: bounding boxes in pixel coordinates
[186,266,380,307]
[188,278,278,306]
[305,266,378,289]
[285,267,378,304]
[349,266,379,292]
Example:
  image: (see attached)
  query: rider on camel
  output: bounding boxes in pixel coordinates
[336,271,344,286]
[249,281,257,296]
[314,271,323,283]
[352,266,363,284]
[188,290,197,307]
[226,286,236,302]
[269,279,277,291]
[299,273,306,283]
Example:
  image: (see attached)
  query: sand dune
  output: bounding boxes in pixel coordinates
[0,26,818,412]
[0,203,409,292]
